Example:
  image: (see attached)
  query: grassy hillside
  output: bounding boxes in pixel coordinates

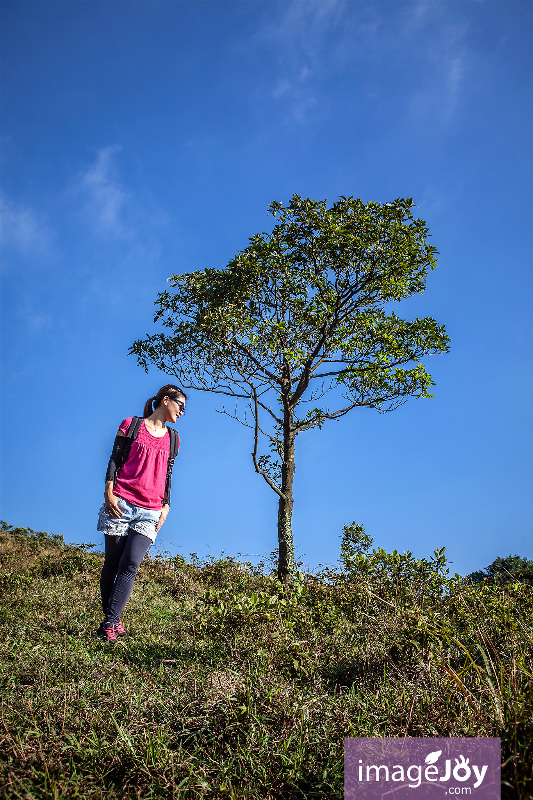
[1,521,532,799]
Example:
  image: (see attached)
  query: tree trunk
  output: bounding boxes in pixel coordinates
[277,405,295,585]
[277,493,295,585]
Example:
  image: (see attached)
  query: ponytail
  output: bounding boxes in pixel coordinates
[143,396,157,418]
[143,384,187,418]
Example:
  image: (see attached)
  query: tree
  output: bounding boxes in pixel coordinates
[131,195,450,584]
[467,555,533,587]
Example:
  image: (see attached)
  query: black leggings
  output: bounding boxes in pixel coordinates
[100,530,151,626]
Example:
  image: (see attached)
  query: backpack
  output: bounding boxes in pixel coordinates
[120,416,180,505]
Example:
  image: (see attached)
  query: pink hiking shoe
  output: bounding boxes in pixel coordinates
[114,621,127,637]
[94,623,116,643]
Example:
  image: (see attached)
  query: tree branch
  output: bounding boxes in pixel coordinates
[233,340,281,388]
[251,387,285,499]
[294,400,366,432]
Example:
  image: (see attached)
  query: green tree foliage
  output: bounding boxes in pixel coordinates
[131,195,449,584]
[467,555,533,587]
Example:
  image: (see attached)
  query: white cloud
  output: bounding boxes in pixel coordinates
[265,0,346,50]
[67,146,171,312]
[18,301,52,333]
[76,146,130,235]
[256,0,469,128]
[257,0,347,122]
[404,0,438,33]
[447,55,464,107]
[0,193,54,258]
[403,4,469,125]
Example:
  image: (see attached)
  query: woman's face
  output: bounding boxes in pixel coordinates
[164,395,185,423]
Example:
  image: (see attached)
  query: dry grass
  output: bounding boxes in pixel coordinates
[0,521,532,799]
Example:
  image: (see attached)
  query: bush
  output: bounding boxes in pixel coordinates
[32,547,100,578]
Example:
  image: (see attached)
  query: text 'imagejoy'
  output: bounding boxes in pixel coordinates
[344,738,500,799]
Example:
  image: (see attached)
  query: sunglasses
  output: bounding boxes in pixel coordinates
[168,397,185,412]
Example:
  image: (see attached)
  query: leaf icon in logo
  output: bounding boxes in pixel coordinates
[425,751,442,764]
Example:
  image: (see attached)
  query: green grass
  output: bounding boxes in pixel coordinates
[1,521,532,799]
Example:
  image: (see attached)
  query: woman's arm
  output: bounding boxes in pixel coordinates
[105,429,126,518]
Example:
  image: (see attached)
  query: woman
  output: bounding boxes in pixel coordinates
[95,384,186,642]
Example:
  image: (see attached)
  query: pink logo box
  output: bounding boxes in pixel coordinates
[345,737,500,799]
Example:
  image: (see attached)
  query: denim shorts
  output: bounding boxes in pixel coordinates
[97,497,161,544]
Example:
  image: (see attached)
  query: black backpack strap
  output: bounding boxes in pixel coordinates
[119,416,143,478]
[126,416,143,441]
[105,416,143,486]
[168,427,180,458]
[164,428,180,506]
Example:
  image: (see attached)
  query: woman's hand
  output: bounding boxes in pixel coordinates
[105,481,123,518]
[156,504,170,532]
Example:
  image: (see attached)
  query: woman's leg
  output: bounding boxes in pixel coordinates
[100,534,128,616]
[103,529,151,627]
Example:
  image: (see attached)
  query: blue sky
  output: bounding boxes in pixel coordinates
[1,0,531,577]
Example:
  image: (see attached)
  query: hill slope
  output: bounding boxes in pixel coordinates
[1,522,532,799]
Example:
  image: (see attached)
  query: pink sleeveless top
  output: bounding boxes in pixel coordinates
[113,418,175,510]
